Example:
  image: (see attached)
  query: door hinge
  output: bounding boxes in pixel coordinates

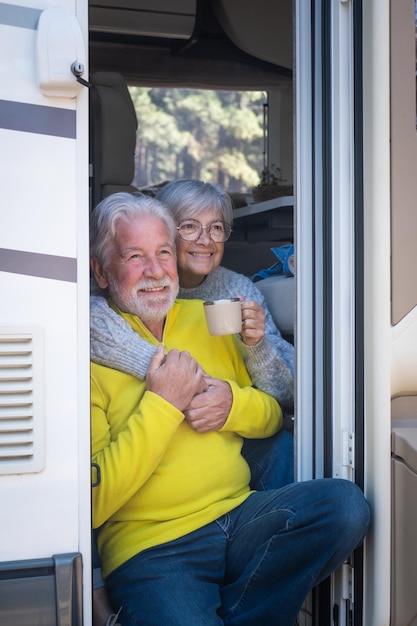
[342,562,354,602]
[342,430,355,469]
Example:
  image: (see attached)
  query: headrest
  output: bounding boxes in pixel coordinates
[90,72,138,192]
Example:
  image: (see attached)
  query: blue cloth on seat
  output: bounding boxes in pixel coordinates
[252,244,295,282]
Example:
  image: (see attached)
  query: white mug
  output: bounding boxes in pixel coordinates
[203,298,242,336]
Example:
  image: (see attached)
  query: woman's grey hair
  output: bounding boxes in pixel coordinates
[156,179,234,226]
[90,192,177,266]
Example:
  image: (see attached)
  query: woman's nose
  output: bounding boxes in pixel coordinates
[195,227,211,243]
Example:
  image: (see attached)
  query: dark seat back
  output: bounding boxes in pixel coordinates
[90,72,138,207]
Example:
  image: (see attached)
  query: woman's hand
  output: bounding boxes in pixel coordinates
[239,299,265,346]
[184,376,232,433]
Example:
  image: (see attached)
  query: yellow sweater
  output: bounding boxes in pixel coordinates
[91,299,282,578]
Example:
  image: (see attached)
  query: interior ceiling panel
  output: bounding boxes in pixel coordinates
[88,0,293,86]
[89,0,197,38]
[210,0,293,69]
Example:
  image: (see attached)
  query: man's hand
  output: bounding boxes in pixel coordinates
[184,377,233,433]
[146,345,207,412]
[240,299,266,346]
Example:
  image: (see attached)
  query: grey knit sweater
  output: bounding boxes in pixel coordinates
[90,266,294,406]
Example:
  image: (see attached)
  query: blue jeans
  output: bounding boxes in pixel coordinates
[242,429,294,491]
[106,479,370,626]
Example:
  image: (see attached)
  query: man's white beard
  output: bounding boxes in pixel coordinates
[108,276,179,323]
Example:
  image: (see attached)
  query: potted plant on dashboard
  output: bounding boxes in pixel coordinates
[252,164,293,203]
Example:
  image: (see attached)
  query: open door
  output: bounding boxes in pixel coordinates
[0,2,91,623]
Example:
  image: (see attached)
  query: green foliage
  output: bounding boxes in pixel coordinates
[128,87,266,193]
[257,164,283,187]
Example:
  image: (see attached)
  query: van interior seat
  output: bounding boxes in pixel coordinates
[90,72,138,207]
[255,274,295,337]
[221,240,282,278]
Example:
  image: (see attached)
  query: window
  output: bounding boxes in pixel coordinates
[128,87,267,194]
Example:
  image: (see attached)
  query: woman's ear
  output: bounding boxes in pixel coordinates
[90,257,109,289]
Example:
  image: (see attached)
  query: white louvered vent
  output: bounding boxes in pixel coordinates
[0,329,44,474]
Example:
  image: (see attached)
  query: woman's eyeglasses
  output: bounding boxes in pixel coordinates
[176,219,232,243]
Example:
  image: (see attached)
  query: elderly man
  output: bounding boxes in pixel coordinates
[90,192,369,626]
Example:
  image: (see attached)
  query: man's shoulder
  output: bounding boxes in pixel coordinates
[173,298,204,310]
[169,298,205,325]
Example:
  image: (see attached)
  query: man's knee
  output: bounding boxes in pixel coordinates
[319,478,370,542]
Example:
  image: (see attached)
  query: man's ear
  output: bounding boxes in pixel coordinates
[90,257,109,289]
